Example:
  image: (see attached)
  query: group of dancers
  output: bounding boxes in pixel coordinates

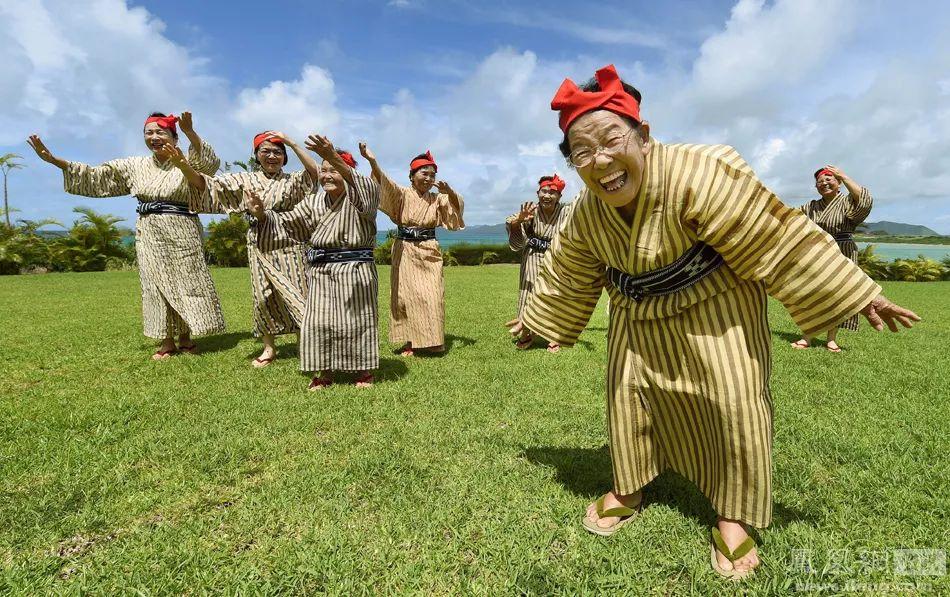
[27,63,921,580]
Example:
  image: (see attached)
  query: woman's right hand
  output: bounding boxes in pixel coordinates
[27,135,62,168]
[358,142,375,162]
[517,201,537,223]
[244,189,265,221]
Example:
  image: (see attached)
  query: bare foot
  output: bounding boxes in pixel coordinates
[583,490,642,530]
[790,338,810,350]
[715,518,760,574]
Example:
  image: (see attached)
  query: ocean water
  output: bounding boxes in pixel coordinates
[375,231,949,261]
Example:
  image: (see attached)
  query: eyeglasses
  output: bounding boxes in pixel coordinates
[257,149,284,158]
[568,128,638,168]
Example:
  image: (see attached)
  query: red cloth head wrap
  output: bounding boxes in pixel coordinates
[550,64,641,133]
[538,174,566,193]
[253,133,284,152]
[144,114,179,134]
[337,150,357,168]
[814,168,835,180]
[409,150,437,173]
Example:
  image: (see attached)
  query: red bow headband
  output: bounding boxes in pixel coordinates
[409,150,437,173]
[550,64,641,133]
[539,174,566,193]
[338,151,357,168]
[144,114,179,134]
[814,168,835,180]
[253,133,284,152]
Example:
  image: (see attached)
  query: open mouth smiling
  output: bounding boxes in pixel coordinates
[599,170,627,192]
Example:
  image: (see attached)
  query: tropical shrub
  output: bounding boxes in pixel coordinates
[205,214,249,267]
[50,207,132,272]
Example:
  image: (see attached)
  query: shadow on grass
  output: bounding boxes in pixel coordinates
[396,334,478,358]
[523,445,818,528]
[194,331,254,354]
[294,357,409,384]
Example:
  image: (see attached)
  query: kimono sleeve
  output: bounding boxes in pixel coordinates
[437,193,465,231]
[256,196,316,250]
[190,173,242,214]
[187,140,221,175]
[286,169,316,204]
[376,170,405,222]
[844,187,873,223]
[522,194,606,346]
[506,214,528,252]
[347,171,380,218]
[681,146,881,337]
[62,159,131,198]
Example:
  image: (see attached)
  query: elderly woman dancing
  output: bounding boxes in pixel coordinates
[791,165,873,353]
[166,131,319,367]
[522,65,919,579]
[505,174,573,352]
[360,146,464,356]
[27,112,225,360]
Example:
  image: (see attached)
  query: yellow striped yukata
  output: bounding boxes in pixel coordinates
[506,200,574,317]
[800,188,873,331]
[523,141,881,528]
[377,173,465,349]
[257,171,380,372]
[63,143,226,339]
[191,170,315,336]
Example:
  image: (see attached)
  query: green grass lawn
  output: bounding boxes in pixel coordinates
[1,266,948,594]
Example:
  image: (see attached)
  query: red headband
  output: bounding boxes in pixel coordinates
[409,150,437,173]
[253,133,284,152]
[551,64,641,133]
[539,174,566,193]
[144,114,179,134]
[814,168,835,180]
[337,151,357,168]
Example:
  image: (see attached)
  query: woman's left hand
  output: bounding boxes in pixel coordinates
[179,111,195,135]
[156,141,186,165]
[436,180,455,195]
[305,134,335,160]
[860,294,921,332]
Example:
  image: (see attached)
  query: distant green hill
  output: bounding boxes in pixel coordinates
[863,221,940,236]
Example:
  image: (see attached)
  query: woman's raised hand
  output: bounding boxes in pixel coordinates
[27,135,58,165]
[358,142,375,162]
[156,141,186,166]
[244,189,265,221]
[435,180,455,195]
[517,201,537,223]
[179,111,195,135]
[305,134,335,161]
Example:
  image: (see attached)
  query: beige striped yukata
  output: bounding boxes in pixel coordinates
[63,143,226,339]
[800,188,873,331]
[377,173,465,349]
[506,201,574,316]
[191,170,314,336]
[523,141,881,528]
[257,171,380,372]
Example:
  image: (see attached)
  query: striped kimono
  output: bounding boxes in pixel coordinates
[523,142,881,528]
[800,188,873,331]
[377,173,465,349]
[257,172,380,372]
[506,201,574,317]
[63,143,226,339]
[191,170,314,336]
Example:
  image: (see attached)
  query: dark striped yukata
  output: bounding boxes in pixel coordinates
[257,171,380,372]
[506,201,574,317]
[191,170,314,336]
[62,143,226,339]
[800,188,873,331]
[523,141,881,528]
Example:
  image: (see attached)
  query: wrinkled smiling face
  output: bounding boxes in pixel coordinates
[568,110,650,208]
[411,165,436,194]
[537,186,561,209]
[143,123,175,153]
[255,141,285,175]
[816,173,839,198]
[320,160,345,196]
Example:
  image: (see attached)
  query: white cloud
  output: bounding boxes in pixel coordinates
[232,65,340,142]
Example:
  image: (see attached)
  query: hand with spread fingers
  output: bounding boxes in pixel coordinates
[244,189,265,221]
[516,201,537,224]
[305,134,336,162]
[27,135,67,169]
[358,142,375,162]
[435,180,456,196]
[860,295,921,332]
[157,141,186,166]
[179,111,195,136]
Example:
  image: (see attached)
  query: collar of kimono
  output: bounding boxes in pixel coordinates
[338,151,357,168]
[253,133,284,151]
[144,114,179,134]
[551,64,641,133]
[814,168,835,180]
[539,174,566,192]
[410,151,437,173]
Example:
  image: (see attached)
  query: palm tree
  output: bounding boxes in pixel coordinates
[0,153,25,227]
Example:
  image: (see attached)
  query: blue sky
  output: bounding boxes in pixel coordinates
[3,0,950,232]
